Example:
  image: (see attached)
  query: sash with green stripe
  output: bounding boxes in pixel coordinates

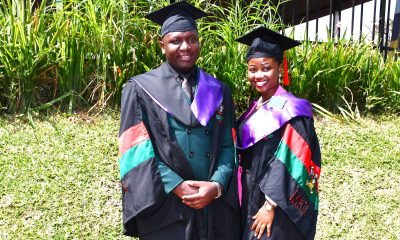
[274,123,321,210]
[119,121,155,179]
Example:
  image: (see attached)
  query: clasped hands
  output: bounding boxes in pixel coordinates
[173,180,219,209]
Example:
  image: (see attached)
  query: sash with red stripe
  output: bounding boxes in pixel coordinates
[275,123,321,210]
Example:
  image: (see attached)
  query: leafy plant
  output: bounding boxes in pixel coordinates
[0,0,398,114]
[289,35,400,114]
[198,0,284,112]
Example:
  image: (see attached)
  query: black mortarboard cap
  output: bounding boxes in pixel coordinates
[236,26,301,62]
[145,1,207,38]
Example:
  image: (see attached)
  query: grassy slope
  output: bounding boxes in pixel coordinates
[0,113,399,239]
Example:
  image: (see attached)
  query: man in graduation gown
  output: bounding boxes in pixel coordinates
[118,1,240,239]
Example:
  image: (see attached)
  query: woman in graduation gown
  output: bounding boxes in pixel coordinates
[235,27,321,240]
[118,1,239,240]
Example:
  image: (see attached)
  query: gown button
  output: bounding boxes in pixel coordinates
[186,128,192,134]
[189,151,194,158]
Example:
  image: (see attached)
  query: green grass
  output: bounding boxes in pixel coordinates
[315,115,400,239]
[0,112,399,239]
[0,112,125,239]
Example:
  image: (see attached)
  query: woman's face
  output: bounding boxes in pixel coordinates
[247,57,281,99]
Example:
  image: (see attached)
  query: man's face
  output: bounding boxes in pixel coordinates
[159,30,200,72]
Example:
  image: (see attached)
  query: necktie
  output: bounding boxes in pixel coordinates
[181,76,192,100]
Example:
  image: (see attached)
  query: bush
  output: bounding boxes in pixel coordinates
[0,0,398,114]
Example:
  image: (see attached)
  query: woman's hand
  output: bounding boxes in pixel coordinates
[250,204,275,239]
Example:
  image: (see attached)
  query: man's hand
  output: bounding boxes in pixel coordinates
[250,205,275,239]
[172,181,199,199]
[181,181,219,209]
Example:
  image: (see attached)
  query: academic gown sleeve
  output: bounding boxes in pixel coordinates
[209,90,235,191]
[120,79,185,196]
[119,81,167,237]
[156,159,184,194]
[259,116,321,240]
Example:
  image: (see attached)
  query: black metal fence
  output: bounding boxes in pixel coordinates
[280,0,399,60]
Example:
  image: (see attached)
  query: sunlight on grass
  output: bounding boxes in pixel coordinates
[0,112,129,239]
[315,116,400,240]
[0,113,399,239]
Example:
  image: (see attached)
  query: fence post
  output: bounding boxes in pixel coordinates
[384,0,393,59]
[379,0,387,54]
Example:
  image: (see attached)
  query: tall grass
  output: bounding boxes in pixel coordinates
[289,37,400,114]
[0,0,55,112]
[198,0,284,111]
[0,0,160,113]
[0,0,398,114]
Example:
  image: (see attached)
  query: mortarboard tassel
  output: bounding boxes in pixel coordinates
[283,52,290,86]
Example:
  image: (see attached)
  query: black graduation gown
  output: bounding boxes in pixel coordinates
[118,63,240,240]
[237,99,321,240]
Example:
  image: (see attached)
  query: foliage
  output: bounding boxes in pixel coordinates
[0,113,399,239]
[288,38,400,114]
[0,0,56,113]
[0,0,399,114]
[0,0,161,113]
[197,0,284,111]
